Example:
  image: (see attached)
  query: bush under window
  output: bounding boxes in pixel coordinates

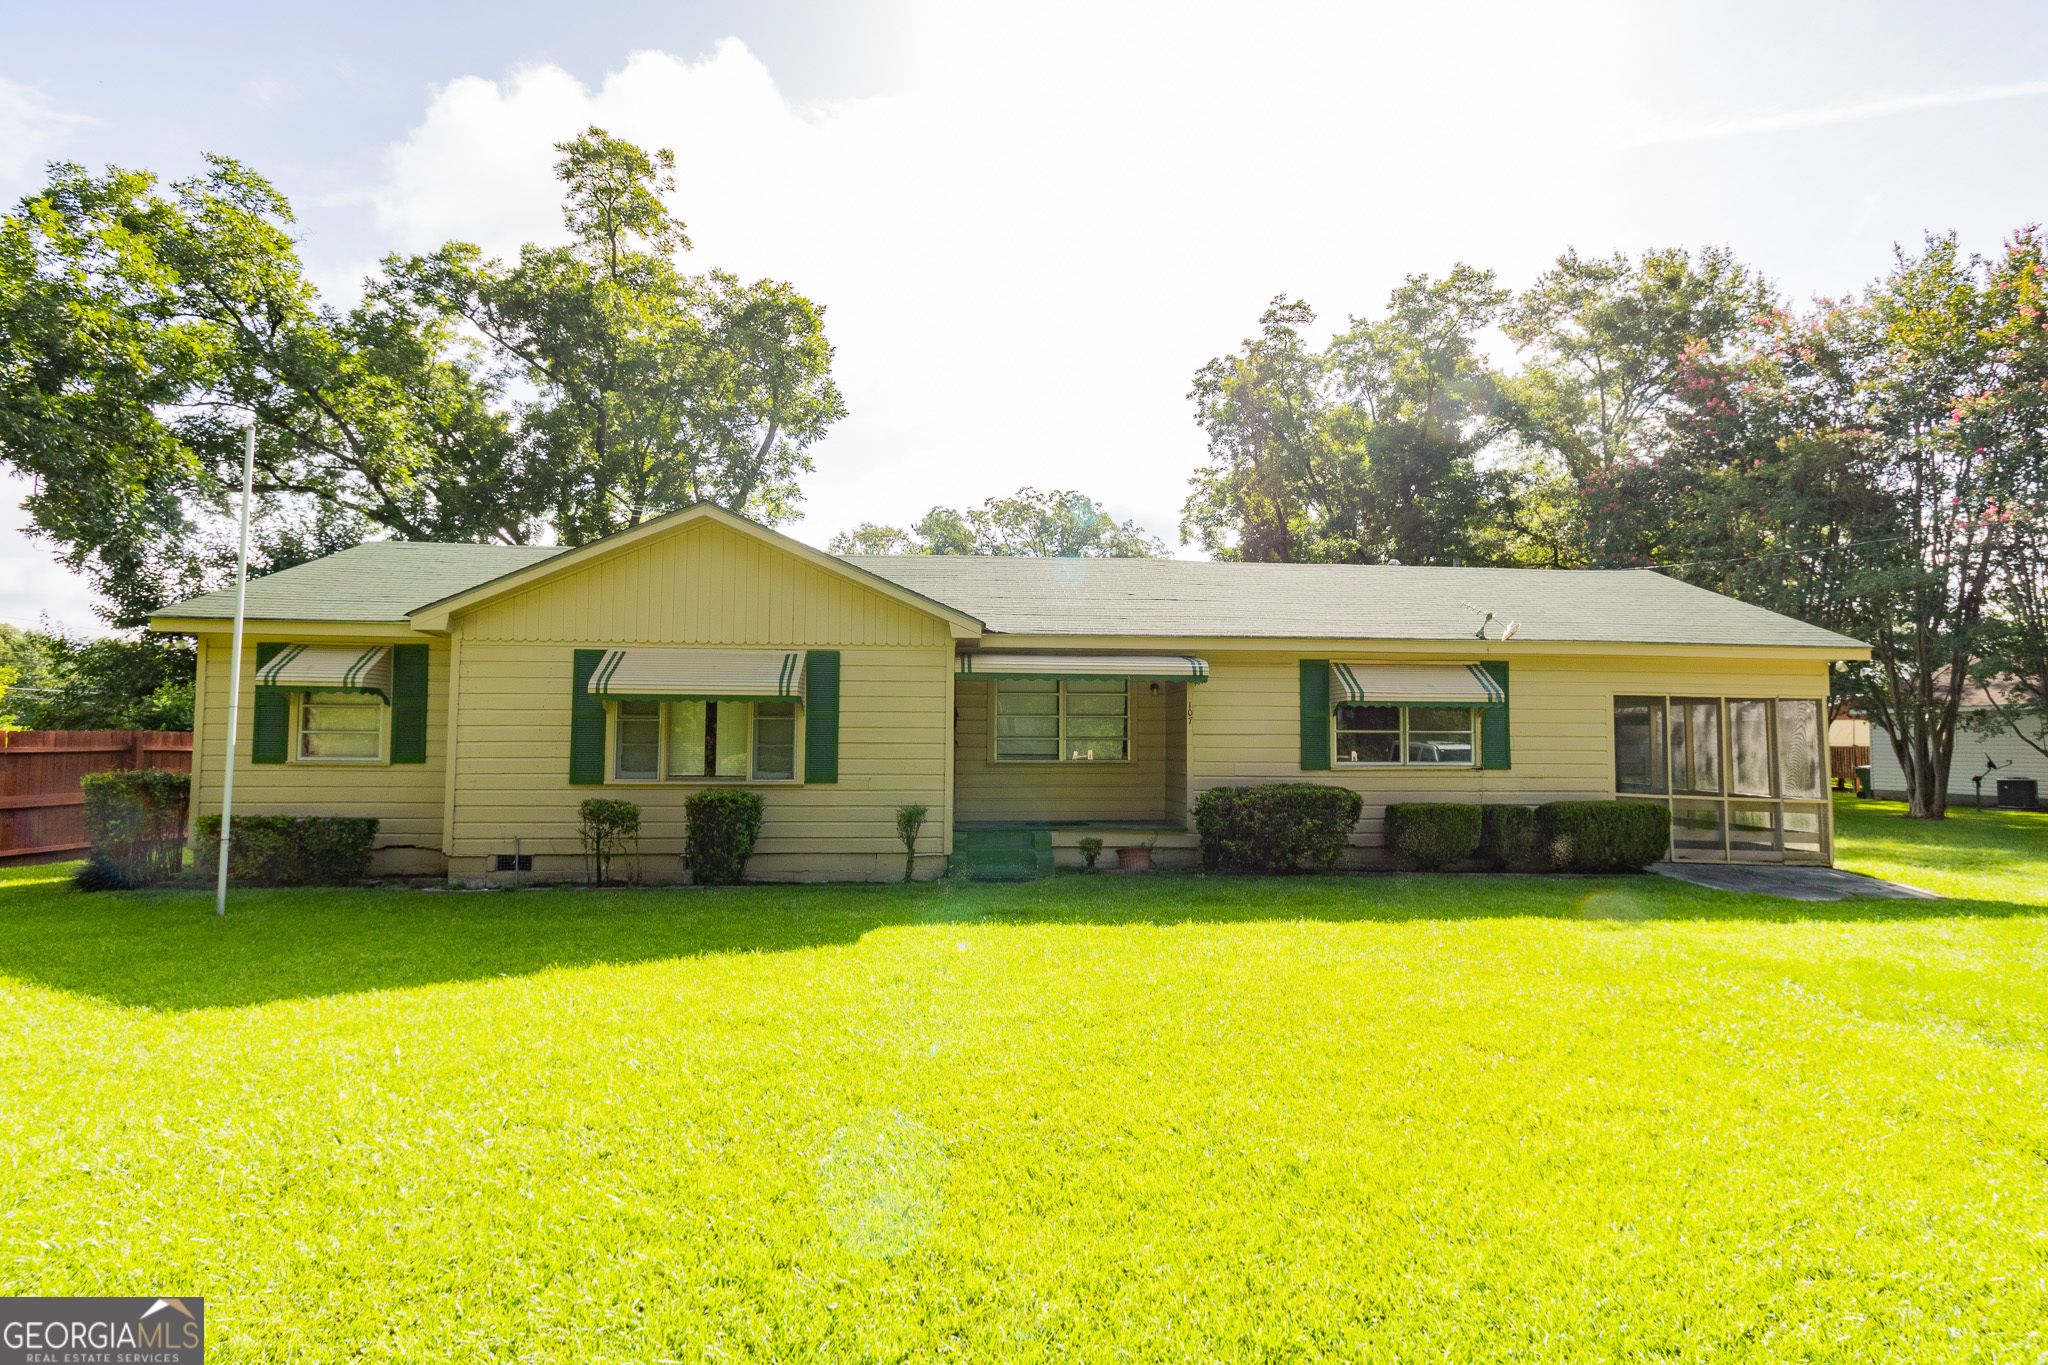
[195,814,379,885]
[685,788,765,885]
[1383,803,1482,871]
[1479,804,1540,871]
[1536,801,1670,873]
[1194,783,1363,873]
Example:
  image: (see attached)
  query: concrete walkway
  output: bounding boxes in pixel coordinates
[1651,861,1942,902]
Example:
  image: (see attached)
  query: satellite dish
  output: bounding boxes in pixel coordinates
[1501,621,1520,641]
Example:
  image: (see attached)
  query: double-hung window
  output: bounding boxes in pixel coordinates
[614,700,800,782]
[1334,704,1476,766]
[993,678,1129,761]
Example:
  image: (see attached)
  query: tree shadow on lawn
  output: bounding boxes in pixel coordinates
[0,863,2036,1014]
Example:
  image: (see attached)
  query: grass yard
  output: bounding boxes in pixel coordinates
[2,797,2045,1362]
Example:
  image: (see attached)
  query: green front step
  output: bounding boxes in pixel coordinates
[949,828,1055,881]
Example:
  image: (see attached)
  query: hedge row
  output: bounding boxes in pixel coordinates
[195,815,380,885]
[1383,799,1669,873]
[1193,783,1364,873]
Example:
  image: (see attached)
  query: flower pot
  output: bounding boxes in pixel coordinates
[1116,845,1152,872]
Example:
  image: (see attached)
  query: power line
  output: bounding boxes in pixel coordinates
[1631,531,1919,572]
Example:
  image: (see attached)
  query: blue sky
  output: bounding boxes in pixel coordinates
[5,0,2048,629]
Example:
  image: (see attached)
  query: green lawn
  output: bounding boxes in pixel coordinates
[2,798,2045,1362]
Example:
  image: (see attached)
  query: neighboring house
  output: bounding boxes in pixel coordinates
[1868,677,2048,805]
[149,505,1870,882]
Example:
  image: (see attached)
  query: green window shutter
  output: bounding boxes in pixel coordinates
[804,649,841,784]
[390,644,429,764]
[1479,661,1511,770]
[570,649,608,785]
[252,642,289,764]
[1299,659,1331,771]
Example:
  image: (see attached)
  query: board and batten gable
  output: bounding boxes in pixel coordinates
[186,628,453,875]
[1186,645,1834,858]
[443,517,958,882]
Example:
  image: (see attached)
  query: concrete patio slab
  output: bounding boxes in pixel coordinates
[1651,861,1941,902]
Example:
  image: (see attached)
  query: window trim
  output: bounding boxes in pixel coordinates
[288,689,391,765]
[1331,704,1482,769]
[604,698,804,785]
[988,678,1134,765]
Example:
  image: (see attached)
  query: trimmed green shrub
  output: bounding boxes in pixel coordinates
[1077,836,1105,871]
[194,814,379,885]
[685,788,765,886]
[1194,783,1364,874]
[78,768,191,888]
[895,803,929,883]
[1536,801,1671,873]
[1383,803,1482,871]
[577,798,641,885]
[1480,804,1540,871]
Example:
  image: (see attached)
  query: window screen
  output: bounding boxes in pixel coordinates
[617,700,661,778]
[754,702,798,781]
[1670,699,1723,794]
[1728,699,1775,797]
[1614,697,1667,793]
[993,679,1128,762]
[299,690,383,760]
[1777,699,1826,799]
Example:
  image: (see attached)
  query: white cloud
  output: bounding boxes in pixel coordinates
[0,76,97,188]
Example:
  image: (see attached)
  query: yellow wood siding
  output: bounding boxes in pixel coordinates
[953,678,1174,823]
[1191,649,1832,848]
[460,519,952,648]
[444,520,955,882]
[191,634,451,869]
[448,642,948,880]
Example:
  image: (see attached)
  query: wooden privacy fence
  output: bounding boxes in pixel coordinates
[0,730,193,865]
[1830,744,1872,787]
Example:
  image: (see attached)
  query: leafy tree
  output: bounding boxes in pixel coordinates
[2,131,846,628]
[831,487,1167,557]
[383,127,845,542]
[1503,246,1776,479]
[1,157,527,624]
[1963,228,2048,763]
[1183,271,1508,565]
[1326,266,1510,565]
[1180,298,1336,562]
[0,626,193,731]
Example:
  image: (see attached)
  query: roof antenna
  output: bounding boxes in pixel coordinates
[1459,600,1495,640]
[1501,621,1520,641]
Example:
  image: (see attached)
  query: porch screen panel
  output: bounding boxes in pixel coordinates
[1729,699,1775,797]
[1671,699,1723,794]
[1614,697,1668,794]
[1777,699,1826,799]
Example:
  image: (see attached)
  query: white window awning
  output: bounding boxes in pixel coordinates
[586,648,806,702]
[1332,662,1503,707]
[955,653,1210,682]
[256,644,393,699]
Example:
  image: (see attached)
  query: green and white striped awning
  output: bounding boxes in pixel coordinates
[955,653,1209,682]
[586,648,806,703]
[255,644,393,699]
[1331,662,1503,708]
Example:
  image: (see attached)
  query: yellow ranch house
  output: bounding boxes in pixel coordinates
[149,505,1870,882]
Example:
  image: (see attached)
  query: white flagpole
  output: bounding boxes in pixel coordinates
[216,422,256,917]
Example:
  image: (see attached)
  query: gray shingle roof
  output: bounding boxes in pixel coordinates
[841,556,1868,650]
[149,535,1867,653]
[153,542,567,622]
